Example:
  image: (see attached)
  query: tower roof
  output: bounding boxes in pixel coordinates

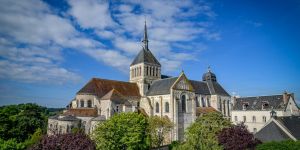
[130,21,160,66]
[131,48,161,66]
[202,66,217,82]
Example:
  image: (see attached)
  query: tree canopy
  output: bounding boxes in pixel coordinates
[0,103,48,142]
[181,112,231,150]
[218,123,261,150]
[148,115,174,148]
[92,112,150,150]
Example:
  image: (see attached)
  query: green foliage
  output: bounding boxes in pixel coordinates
[0,138,26,150]
[23,128,43,148]
[148,115,174,148]
[0,103,48,142]
[92,112,150,150]
[256,140,300,150]
[182,112,231,150]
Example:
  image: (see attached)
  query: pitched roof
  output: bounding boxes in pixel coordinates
[276,116,300,139]
[233,95,286,111]
[130,48,161,66]
[63,108,98,117]
[101,89,131,105]
[255,121,290,142]
[255,116,300,142]
[91,115,106,121]
[147,77,230,96]
[206,80,230,96]
[196,107,217,116]
[77,78,140,99]
[147,77,178,96]
[190,80,210,95]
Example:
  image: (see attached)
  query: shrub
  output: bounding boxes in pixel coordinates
[217,123,261,150]
[30,133,96,150]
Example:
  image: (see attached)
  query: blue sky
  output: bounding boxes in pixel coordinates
[0,0,299,107]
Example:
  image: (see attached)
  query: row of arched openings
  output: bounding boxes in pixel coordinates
[78,100,92,108]
[155,102,169,113]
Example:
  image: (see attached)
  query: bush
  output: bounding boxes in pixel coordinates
[256,140,300,150]
[217,123,261,150]
[30,133,96,150]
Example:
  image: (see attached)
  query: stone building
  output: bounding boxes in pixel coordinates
[231,92,300,133]
[47,22,231,141]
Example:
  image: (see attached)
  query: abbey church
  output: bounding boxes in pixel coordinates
[47,22,231,142]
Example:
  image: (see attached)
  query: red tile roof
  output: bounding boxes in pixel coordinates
[63,108,98,117]
[77,78,140,99]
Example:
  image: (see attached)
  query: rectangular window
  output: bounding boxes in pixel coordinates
[263,116,267,122]
[252,116,256,123]
[253,128,257,133]
[243,116,246,122]
[234,116,238,121]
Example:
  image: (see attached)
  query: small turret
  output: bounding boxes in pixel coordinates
[202,66,217,82]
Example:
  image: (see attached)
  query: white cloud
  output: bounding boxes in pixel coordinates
[0,0,220,84]
[68,0,116,29]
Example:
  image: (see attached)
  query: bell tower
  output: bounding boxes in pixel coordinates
[130,21,161,96]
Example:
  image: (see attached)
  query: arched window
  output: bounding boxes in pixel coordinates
[155,102,159,113]
[165,102,169,113]
[196,97,200,107]
[252,116,256,123]
[87,100,92,108]
[80,100,84,107]
[263,116,267,122]
[181,95,186,113]
[201,97,206,107]
[156,67,158,76]
[152,67,155,76]
[207,98,210,107]
[146,66,148,76]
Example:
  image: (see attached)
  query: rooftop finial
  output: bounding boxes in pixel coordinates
[142,20,149,50]
[208,66,211,72]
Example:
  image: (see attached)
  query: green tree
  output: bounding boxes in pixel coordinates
[181,112,231,150]
[256,140,300,150]
[0,138,26,150]
[148,116,173,148]
[0,103,48,142]
[92,112,150,150]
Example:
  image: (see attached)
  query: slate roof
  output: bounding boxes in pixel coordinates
[206,81,230,96]
[255,116,300,142]
[147,77,230,96]
[77,78,140,99]
[91,115,106,121]
[255,121,290,142]
[130,48,161,66]
[276,116,300,139]
[147,77,178,96]
[232,95,286,111]
[63,108,98,117]
[190,80,210,95]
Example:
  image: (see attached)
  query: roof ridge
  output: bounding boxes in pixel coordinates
[92,77,136,84]
[237,94,283,99]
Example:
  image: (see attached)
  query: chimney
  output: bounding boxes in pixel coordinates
[283,91,290,104]
[232,96,237,106]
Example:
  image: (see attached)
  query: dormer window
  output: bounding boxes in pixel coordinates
[242,102,249,110]
[262,101,269,110]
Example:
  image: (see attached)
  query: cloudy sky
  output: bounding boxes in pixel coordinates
[0,0,299,107]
